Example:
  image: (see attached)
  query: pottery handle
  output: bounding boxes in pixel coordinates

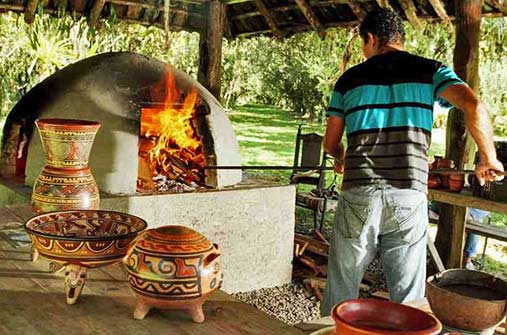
[203,243,220,267]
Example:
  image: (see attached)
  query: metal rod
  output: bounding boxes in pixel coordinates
[431,168,507,176]
[201,165,335,171]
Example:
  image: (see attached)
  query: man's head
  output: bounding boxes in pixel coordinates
[359,8,406,59]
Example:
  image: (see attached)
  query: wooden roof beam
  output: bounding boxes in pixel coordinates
[88,0,106,27]
[295,0,327,39]
[375,0,392,9]
[399,0,422,28]
[252,0,283,38]
[345,0,366,20]
[24,0,39,24]
[488,0,507,14]
[427,0,452,26]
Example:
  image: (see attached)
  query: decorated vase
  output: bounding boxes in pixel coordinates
[124,225,222,323]
[25,210,147,304]
[32,119,101,213]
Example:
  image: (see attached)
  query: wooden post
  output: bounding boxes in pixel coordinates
[24,0,39,24]
[197,0,224,101]
[88,0,106,27]
[435,0,483,269]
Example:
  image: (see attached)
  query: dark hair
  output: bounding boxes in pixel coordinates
[359,8,405,46]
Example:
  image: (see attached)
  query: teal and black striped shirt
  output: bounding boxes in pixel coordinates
[327,50,464,193]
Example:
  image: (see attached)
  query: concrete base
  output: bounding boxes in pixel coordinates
[0,178,296,293]
[100,184,296,293]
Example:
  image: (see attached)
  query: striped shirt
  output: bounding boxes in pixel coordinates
[327,50,464,193]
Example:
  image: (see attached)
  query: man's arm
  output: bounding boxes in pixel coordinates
[324,116,346,173]
[440,84,504,185]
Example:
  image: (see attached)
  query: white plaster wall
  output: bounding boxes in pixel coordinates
[100,185,296,293]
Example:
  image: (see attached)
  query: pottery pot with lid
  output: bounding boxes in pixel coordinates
[124,225,222,323]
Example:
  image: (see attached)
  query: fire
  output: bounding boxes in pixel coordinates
[138,70,206,192]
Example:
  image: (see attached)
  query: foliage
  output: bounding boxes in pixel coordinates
[0,13,506,133]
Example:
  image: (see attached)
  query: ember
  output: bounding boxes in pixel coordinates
[138,70,206,193]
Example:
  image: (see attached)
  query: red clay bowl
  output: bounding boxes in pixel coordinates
[332,299,442,335]
[25,210,147,267]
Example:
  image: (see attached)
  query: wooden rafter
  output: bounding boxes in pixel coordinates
[295,0,326,39]
[375,0,392,9]
[399,0,422,28]
[252,0,283,38]
[107,0,204,19]
[345,0,365,20]
[24,0,39,24]
[488,0,507,14]
[88,0,106,27]
[427,0,451,26]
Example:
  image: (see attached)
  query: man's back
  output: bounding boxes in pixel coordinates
[327,50,463,193]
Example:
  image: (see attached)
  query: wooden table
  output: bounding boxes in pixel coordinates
[0,205,304,335]
[428,189,507,268]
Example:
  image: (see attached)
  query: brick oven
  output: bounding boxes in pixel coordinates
[0,52,295,293]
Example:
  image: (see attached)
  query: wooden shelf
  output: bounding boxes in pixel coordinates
[428,189,507,214]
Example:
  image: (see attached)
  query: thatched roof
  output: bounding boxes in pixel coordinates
[0,0,505,38]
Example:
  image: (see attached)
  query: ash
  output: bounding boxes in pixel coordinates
[153,174,198,193]
[138,175,200,193]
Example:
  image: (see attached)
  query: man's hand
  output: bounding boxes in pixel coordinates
[475,158,505,186]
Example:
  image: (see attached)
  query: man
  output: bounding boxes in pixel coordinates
[321,8,504,316]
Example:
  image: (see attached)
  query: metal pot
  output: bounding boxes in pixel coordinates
[426,269,507,331]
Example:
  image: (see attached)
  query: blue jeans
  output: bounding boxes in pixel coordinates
[321,186,428,316]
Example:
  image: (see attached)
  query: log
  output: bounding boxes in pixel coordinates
[295,0,327,39]
[294,233,329,257]
[197,0,224,100]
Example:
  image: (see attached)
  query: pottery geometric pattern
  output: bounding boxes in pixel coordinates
[25,210,148,268]
[125,225,222,322]
[32,119,101,213]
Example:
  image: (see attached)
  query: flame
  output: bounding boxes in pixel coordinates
[139,70,205,189]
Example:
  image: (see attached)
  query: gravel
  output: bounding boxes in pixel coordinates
[231,282,321,326]
[230,218,389,326]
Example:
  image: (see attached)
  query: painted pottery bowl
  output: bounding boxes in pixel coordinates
[25,210,147,267]
[25,210,147,304]
[124,225,222,323]
[427,269,507,331]
[332,299,442,335]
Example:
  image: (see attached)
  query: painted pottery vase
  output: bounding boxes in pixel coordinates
[32,119,101,214]
[25,210,147,304]
[332,298,442,335]
[124,225,222,323]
